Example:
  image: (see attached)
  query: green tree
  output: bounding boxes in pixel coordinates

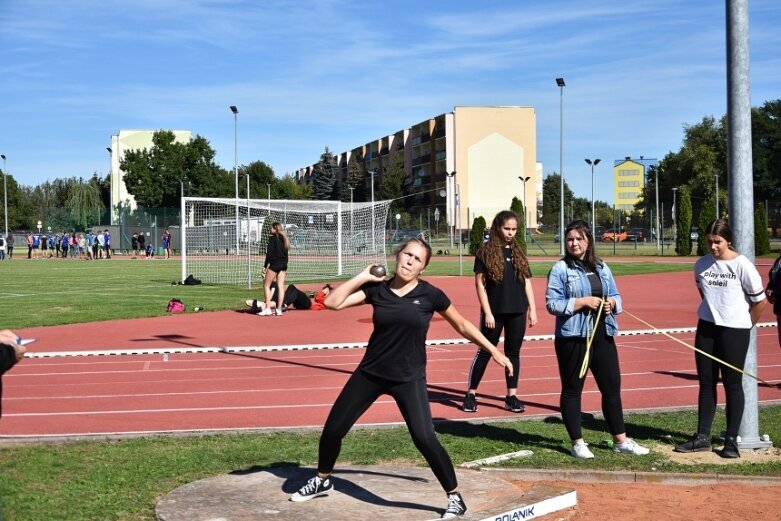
[755,202,771,256]
[67,179,105,230]
[469,216,486,255]
[541,173,574,233]
[312,147,337,200]
[510,196,527,252]
[697,196,716,256]
[238,161,276,200]
[341,161,365,203]
[276,174,314,200]
[379,158,407,217]
[675,187,693,256]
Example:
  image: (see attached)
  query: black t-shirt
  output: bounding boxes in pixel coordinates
[283,284,312,310]
[358,279,451,382]
[474,245,529,314]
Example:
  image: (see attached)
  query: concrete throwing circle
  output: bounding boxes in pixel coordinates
[155,464,574,520]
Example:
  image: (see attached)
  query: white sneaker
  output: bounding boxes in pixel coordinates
[571,441,595,459]
[257,308,274,316]
[613,438,650,455]
[275,308,283,316]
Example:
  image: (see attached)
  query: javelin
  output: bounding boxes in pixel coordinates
[623,310,779,388]
[579,300,604,379]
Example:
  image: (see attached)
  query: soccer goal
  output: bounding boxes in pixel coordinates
[180,197,391,285]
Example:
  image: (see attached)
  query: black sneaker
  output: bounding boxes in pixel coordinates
[674,433,711,453]
[289,475,333,502]
[462,393,477,413]
[717,436,740,459]
[441,491,467,519]
[504,395,526,413]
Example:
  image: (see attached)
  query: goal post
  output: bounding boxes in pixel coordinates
[180,197,390,285]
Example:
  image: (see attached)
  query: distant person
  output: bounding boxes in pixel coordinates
[145,243,155,259]
[138,233,146,259]
[545,220,650,459]
[60,233,69,259]
[260,223,290,316]
[462,210,537,414]
[674,219,767,458]
[1,329,26,419]
[104,229,112,259]
[131,233,139,258]
[6,233,13,259]
[768,251,781,347]
[26,232,32,259]
[289,238,513,519]
[96,230,105,258]
[0,236,5,261]
[162,228,172,259]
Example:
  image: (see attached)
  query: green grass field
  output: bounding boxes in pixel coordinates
[0,255,693,329]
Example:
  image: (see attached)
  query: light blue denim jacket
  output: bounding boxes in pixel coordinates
[545,258,622,338]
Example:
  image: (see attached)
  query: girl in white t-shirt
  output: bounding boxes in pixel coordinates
[674,219,767,459]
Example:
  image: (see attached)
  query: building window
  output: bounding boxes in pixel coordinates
[618,169,639,176]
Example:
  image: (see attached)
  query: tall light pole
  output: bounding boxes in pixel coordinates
[266,183,271,216]
[556,77,566,255]
[585,158,601,234]
[230,105,239,255]
[105,147,113,226]
[672,187,678,243]
[518,176,530,244]
[349,186,355,238]
[714,170,720,218]
[369,170,377,251]
[654,165,661,251]
[1,154,7,240]
[446,171,457,249]
[244,173,251,289]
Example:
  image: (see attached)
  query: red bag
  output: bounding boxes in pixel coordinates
[167,298,185,313]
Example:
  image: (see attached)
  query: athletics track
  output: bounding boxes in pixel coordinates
[1,268,780,441]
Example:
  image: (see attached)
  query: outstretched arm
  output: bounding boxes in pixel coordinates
[324,265,384,310]
[439,305,513,377]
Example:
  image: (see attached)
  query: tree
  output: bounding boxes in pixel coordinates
[675,186,693,256]
[312,147,337,200]
[237,161,276,200]
[469,216,486,255]
[276,174,314,200]
[67,179,105,230]
[697,196,716,256]
[341,161,365,203]
[541,173,574,233]
[379,157,407,217]
[755,202,771,256]
[510,196,527,252]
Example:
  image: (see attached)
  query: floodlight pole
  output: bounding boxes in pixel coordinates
[230,105,239,256]
[518,176,530,244]
[1,154,7,240]
[556,77,566,255]
[369,170,376,252]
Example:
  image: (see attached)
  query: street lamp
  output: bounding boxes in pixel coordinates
[654,165,661,251]
[585,158,601,234]
[446,171,457,249]
[672,187,678,243]
[230,105,239,255]
[368,170,377,251]
[243,172,251,289]
[1,154,8,240]
[556,77,566,255]
[518,176,530,244]
[714,171,719,218]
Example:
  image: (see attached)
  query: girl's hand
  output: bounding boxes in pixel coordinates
[362,264,385,282]
[483,312,495,329]
[602,298,613,315]
[493,352,514,377]
[527,309,538,327]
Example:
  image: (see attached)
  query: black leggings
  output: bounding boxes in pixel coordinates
[467,312,526,390]
[694,319,750,439]
[554,319,625,441]
[318,369,457,492]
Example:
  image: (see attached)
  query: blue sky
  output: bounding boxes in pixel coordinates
[1,0,779,205]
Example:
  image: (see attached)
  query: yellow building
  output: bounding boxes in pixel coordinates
[613,156,656,213]
[295,106,538,233]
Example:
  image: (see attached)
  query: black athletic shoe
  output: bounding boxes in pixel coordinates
[289,475,333,502]
[441,491,467,519]
[717,436,740,459]
[674,433,712,453]
[504,395,526,413]
[462,393,477,413]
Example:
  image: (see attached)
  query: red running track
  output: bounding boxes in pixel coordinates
[2,271,780,440]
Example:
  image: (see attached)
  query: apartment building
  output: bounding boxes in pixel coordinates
[295,106,538,233]
[613,156,657,212]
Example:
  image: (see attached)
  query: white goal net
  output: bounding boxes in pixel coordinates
[180,197,391,285]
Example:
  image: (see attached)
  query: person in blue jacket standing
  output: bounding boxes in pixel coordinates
[545,220,649,459]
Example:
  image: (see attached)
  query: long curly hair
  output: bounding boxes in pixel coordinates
[476,210,530,282]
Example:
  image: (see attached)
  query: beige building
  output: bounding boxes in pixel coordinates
[613,156,657,213]
[295,106,538,234]
[108,129,192,224]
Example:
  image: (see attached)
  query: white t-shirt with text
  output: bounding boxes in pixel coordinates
[694,253,765,329]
